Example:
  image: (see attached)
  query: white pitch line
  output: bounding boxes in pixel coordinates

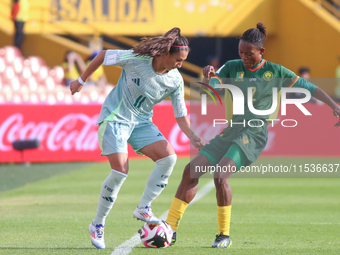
[111,180,215,255]
[233,221,340,225]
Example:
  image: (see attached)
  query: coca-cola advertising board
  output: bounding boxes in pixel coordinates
[0,102,339,163]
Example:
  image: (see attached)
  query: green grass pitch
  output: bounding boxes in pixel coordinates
[0,157,339,254]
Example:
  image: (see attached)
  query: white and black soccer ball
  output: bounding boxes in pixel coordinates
[138,220,173,248]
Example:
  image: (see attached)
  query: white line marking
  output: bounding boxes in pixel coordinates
[111,180,215,255]
[233,222,340,225]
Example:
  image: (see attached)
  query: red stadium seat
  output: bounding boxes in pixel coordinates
[26,56,46,75]
[0,48,5,57]
[20,84,29,94]
[12,93,22,104]
[38,88,47,102]
[2,85,12,94]
[3,46,22,64]
[50,66,64,84]
[5,66,15,82]
[29,93,39,104]
[13,57,24,74]
[2,85,12,102]
[81,94,90,104]
[0,93,4,103]
[72,91,81,102]
[21,92,30,102]
[36,66,49,83]
[64,94,73,104]
[47,93,56,105]
[27,77,38,92]
[22,66,32,80]
[98,94,105,103]
[10,76,21,91]
[45,76,55,90]
[85,85,99,102]
[0,57,6,74]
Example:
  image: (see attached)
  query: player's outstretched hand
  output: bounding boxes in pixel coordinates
[190,134,206,149]
[70,79,83,95]
[202,65,215,79]
[334,105,340,128]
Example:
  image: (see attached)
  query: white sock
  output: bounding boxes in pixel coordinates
[138,154,177,208]
[93,169,127,225]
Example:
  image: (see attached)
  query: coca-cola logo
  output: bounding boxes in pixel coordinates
[0,113,99,152]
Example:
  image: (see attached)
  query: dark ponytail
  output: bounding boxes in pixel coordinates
[240,22,267,48]
[133,27,189,57]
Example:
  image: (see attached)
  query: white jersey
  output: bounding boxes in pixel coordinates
[96,50,187,124]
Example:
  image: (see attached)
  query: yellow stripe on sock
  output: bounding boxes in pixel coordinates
[218,205,231,236]
[166,197,188,231]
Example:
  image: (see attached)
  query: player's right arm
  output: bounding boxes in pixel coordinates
[70,50,106,95]
[200,65,219,95]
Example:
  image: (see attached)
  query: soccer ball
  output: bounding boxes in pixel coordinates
[138,220,173,248]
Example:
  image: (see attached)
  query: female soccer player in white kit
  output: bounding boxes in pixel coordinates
[70,27,205,249]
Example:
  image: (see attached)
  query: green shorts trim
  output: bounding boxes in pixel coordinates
[224,143,249,170]
[199,143,249,171]
[199,150,218,166]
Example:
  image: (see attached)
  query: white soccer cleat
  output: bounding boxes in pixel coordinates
[89,223,106,249]
[133,206,162,224]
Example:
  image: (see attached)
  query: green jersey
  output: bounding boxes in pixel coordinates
[210,59,318,122]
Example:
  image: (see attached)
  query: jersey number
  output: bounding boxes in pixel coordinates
[134,95,146,108]
[251,87,256,102]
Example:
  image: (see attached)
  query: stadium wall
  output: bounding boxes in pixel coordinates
[264,0,340,96]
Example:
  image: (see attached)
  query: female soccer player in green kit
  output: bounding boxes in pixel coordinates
[166,22,340,248]
[70,27,205,249]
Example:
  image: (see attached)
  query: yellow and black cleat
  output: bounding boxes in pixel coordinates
[212,233,232,248]
[170,231,177,246]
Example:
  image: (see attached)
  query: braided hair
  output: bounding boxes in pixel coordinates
[133,27,189,57]
[240,22,267,48]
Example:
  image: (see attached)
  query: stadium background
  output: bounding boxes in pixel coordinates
[1,0,340,162]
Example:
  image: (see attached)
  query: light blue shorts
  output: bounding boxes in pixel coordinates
[98,120,167,155]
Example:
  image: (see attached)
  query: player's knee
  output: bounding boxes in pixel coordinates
[182,163,191,178]
[214,178,229,190]
[154,154,177,181]
[156,154,177,168]
[182,163,198,184]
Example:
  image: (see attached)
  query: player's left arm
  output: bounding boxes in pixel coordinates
[170,74,205,148]
[175,116,205,149]
[294,78,340,127]
[313,88,340,127]
[281,66,340,127]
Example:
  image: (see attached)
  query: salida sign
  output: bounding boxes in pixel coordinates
[51,0,154,22]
